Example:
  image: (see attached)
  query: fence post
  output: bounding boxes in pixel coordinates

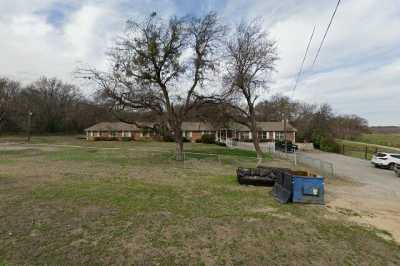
[365,145,368,160]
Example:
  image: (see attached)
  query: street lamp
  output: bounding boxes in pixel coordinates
[27,111,33,142]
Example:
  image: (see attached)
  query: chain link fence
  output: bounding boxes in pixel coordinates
[273,151,335,177]
[9,141,334,176]
[337,141,400,160]
[225,139,275,153]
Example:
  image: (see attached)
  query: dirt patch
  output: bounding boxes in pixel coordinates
[327,180,400,243]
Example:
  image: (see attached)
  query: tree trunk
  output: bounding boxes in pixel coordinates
[251,126,263,159]
[249,107,263,159]
[173,125,184,161]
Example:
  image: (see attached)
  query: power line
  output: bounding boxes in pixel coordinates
[311,0,342,68]
[291,25,316,98]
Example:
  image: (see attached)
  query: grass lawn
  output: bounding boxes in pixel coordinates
[355,133,400,149]
[1,136,399,265]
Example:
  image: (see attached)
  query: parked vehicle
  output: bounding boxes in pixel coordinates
[275,140,298,153]
[371,152,400,170]
[395,164,400,177]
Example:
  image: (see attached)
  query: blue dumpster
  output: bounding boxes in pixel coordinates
[272,171,293,203]
[292,176,324,204]
[273,171,325,205]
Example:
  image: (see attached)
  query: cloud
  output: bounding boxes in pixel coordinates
[0,0,398,125]
[261,0,400,125]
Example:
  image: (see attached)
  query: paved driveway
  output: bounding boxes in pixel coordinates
[302,151,400,242]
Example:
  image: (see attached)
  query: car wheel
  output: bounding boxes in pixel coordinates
[389,163,395,170]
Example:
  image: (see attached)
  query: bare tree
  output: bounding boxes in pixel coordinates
[21,77,81,133]
[331,114,369,140]
[80,12,225,160]
[256,94,300,122]
[0,78,20,132]
[222,20,278,158]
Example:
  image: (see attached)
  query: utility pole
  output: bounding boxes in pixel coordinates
[283,112,288,153]
[27,111,32,143]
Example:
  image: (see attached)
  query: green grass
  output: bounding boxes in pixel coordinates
[337,139,400,160]
[355,133,400,149]
[0,136,399,265]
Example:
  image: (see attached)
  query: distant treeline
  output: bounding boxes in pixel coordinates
[0,76,369,150]
[254,95,369,151]
[0,77,115,134]
[370,126,400,134]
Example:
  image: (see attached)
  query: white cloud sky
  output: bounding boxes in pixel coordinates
[0,0,399,125]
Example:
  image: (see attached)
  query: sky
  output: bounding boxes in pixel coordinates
[0,0,399,126]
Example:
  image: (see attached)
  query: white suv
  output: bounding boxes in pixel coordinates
[371,152,400,170]
[395,164,400,177]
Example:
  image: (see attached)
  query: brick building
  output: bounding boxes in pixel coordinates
[85,121,297,143]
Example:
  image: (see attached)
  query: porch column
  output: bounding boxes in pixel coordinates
[249,131,252,140]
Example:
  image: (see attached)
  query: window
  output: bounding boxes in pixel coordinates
[122,131,131,137]
[111,131,116,137]
[375,153,387,158]
[276,132,284,140]
[261,131,268,139]
[390,155,400,159]
[240,132,250,140]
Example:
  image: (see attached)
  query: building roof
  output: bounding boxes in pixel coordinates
[181,121,297,132]
[85,122,141,131]
[181,122,215,131]
[227,122,297,132]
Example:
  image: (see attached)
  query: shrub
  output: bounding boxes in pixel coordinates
[163,135,190,143]
[198,134,215,144]
[259,139,274,143]
[93,136,117,141]
[319,136,340,153]
[163,134,175,142]
[121,137,132,142]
